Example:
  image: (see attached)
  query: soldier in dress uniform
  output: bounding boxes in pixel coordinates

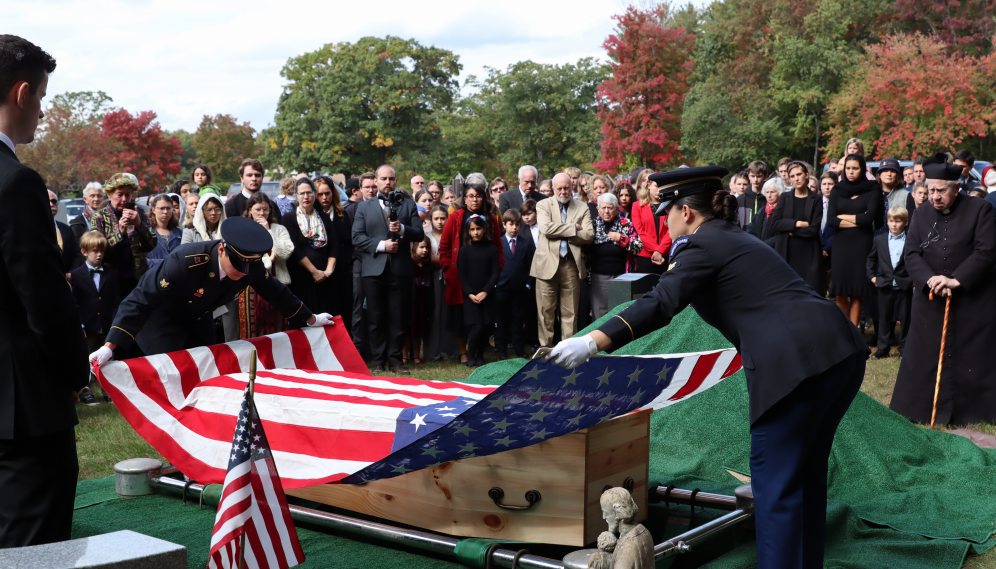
[890,154,996,425]
[88,216,334,364]
[543,166,869,569]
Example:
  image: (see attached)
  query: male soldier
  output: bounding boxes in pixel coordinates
[89,217,334,363]
[890,153,996,425]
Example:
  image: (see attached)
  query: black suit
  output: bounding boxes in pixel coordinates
[224,192,249,219]
[598,219,868,567]
[498,188,546,216]
[105,241,313,356]
[0,141,89,547]
[866,232,912,353]
[57,220,83,272]
[352,195,424,368]
[495,233,535,355]
[70,264,120,338]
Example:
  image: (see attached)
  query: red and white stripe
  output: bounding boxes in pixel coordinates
[627,348,742,411]
[208,454,305,569]
[95,319,496,488]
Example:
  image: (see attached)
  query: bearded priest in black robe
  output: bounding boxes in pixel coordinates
[890,154,996,426]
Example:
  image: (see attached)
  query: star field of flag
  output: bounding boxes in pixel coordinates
[341,355,694,484]
[228,388,272,469]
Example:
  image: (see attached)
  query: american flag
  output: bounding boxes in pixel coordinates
[96,318,740,486]
[341,349,741,484]
[208,385,304,569]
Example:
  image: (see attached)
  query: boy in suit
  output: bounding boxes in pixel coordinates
[866,206,912,359]
[71,231,120,404]
[495,209,535,359]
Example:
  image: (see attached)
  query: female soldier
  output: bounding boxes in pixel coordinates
[544,166,868,569]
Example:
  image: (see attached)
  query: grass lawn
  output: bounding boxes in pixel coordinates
[75,345,996,567]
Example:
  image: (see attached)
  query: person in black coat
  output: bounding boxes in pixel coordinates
[90,218,334,360]
[865,207,912,359]
[494,209,535,359]
[745,178,780,247]
[458,215,500,367]
[71,231,120,353]
[282,178,339,316]
[769,162,824,294]
[47,189,83,273]
[0,35,89,547]
[544,167,868,569]
[497,165,546,215]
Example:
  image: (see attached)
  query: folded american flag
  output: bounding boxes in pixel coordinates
[96,318,741,486]
[208,385,304,569]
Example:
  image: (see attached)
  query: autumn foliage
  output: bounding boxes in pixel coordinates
[595,6,695,173]
[101,109,182,191]
[193,114,258,182]
[824,33,992,159]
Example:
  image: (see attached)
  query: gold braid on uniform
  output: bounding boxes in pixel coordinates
[614,315,634,343]
[111,326,134,340]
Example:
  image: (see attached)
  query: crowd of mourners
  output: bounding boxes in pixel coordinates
[59,141,996,403]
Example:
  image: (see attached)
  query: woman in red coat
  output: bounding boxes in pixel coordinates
[439,177,504,364]
[630,170,671,274]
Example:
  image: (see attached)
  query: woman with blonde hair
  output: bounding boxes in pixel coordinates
[629,169,670,274]
[577,172,594,203]
[274,177,297,216]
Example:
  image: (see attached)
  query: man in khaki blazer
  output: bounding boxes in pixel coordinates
[530,173,594,347]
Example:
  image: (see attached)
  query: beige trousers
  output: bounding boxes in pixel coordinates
[536,257,581,348]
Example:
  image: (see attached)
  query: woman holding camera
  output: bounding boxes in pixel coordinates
[89,172,156,297]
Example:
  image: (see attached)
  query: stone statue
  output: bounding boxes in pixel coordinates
[588,487,654,569]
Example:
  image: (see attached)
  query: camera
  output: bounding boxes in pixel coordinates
[123,202,137,211]
[378,189,408,240]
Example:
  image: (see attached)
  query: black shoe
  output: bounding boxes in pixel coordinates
[476,357,486,367]
[393,366,410,375]
[79,392,100,406]
[870,350,890,360]
[102,394,112,403]
[372,365,385,373]
[496,351,506,361]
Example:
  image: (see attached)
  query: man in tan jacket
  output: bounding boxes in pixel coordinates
[530,173,594,347]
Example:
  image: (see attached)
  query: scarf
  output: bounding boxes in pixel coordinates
[192,196,226,241]
[765,202,775,217]
[835,155,880,198]
[296,206,328,249]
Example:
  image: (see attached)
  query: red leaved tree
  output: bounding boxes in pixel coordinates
[894,0,996,55]
[192,114,259,183]
[20,104,122,195]
[595,5,695,173]
[824,33,991,160]
[101,109,183,193]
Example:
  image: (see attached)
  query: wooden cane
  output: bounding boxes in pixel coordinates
[928,292,951,429]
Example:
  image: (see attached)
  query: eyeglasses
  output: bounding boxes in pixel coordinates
[465,194,482,200]
[492,186,507,192]
[49,199,59,205]
[252,208,271,214]
[203,207,222,214]
[154,206,173,213]
[297,191,314,197]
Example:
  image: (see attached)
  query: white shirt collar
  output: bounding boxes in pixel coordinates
[241,189,253,199]
[519,187,529,199]
[85,260,99,270]
[0,131,14,155]
[888,232,905,241]
[219,257,227,281]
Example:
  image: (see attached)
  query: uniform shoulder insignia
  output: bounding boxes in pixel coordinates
[159,278,170,289]
[186,253,210,268]
[668,260,680,271]
[670,236,690,258]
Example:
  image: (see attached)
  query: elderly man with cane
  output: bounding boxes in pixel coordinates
[890,153,996,426]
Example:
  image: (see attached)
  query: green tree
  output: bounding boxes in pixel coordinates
[463,59,607,177]
[168,129,198,175]
[50,91,117,128]
[192,114,258,182]
[262,36,461,175]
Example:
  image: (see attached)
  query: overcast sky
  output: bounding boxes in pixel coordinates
[6,0,671,133]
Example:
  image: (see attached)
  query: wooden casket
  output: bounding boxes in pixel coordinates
[287,409,651,546]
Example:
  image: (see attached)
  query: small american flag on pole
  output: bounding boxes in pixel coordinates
[208,372,304,569]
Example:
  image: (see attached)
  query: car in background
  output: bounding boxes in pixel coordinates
[56,198,85,224]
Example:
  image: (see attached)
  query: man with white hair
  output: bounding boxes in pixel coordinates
[529,173,593,347]
[410,175,425,194]
[69,181,104,241]
[891,153,996,426]
[498,164,546,215]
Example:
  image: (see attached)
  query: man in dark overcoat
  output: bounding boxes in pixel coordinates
[890,154,996,426]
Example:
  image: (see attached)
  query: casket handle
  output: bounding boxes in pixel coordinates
[488,487,541,511]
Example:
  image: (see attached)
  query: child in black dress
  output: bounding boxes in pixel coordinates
[458,215,500,367]
[404,236,434,365]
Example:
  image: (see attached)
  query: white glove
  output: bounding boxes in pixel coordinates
[89,346,113,367]
[307,313,335,327]
[543,334,598,370]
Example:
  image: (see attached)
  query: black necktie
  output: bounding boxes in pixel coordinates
[89,266,103,276]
